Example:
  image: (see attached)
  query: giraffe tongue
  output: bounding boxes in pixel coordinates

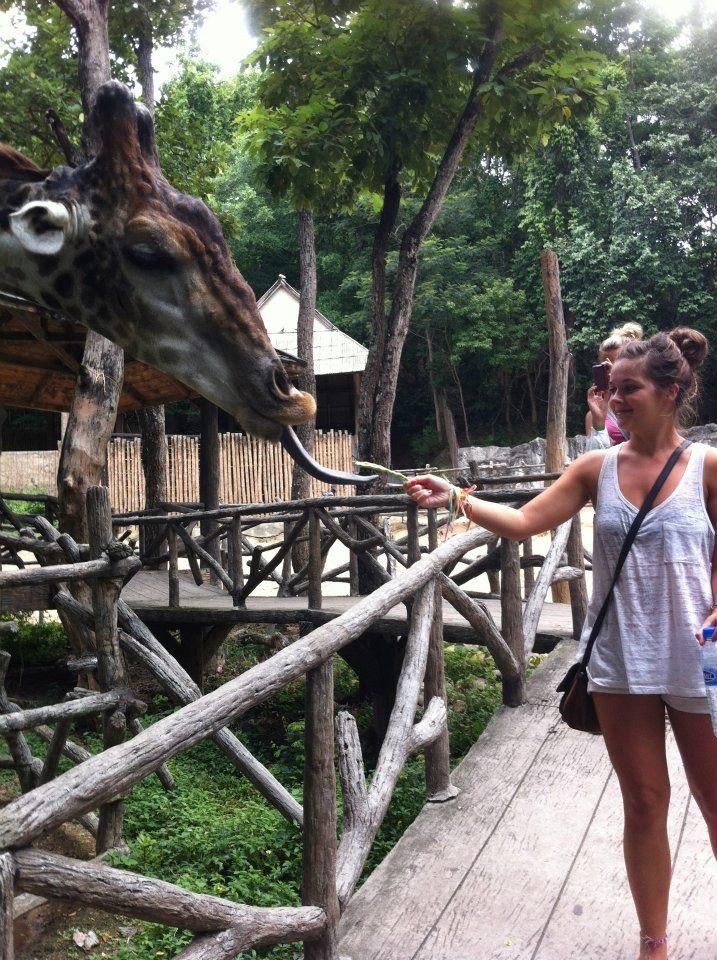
[280,427,378,487]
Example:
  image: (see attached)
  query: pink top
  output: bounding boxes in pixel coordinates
[605,410,627,445]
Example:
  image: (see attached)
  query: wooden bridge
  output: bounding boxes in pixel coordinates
[339,641,717,960]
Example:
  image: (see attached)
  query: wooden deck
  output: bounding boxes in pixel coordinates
[338,642,717,960]
[121,570,575,642]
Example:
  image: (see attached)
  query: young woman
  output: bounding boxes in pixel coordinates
[586,321,644,449]
[405,328,717,960]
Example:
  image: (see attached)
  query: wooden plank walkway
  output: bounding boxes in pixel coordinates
[338,642,717,960]
[122,570,575,642]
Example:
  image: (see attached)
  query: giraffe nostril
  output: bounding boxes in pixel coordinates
[272,362,292,398]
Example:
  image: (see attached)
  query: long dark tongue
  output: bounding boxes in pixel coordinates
[281,426,377,486]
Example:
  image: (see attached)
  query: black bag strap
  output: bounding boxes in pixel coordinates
[580,439,691,669]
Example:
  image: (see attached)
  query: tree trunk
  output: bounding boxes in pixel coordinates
[541,248,570,604]
[356,166,401,473]
[57,332,124,543]
[526,369,538,425]
[199,400,220,576]
[135,12,155,114]
[290,210,318,571]
[55,0,111,157]
[357,12,506,467]
[425,330,459,466]
[138,406,168,559]
[54,0,123,545]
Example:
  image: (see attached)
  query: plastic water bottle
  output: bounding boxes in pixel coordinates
[701,626,717,737]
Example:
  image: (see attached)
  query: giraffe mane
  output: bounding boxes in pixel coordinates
[0,144,49,182]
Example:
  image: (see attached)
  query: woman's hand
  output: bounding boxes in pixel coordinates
[586,385,609,430]
[695,610,717,644]
[404,474,453,509]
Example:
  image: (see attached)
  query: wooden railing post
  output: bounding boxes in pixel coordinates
[168,524,179,608]
[0,852,14,960]
[348,518,359,595]
[302,659,339,960]
[424,509,457,802]
[500,537,525,706]
[87,485,126,853]
[486,534,500,595]
[406,503,420,565]
[308,510,322,610]
[521,537,535,596]
[228,514,244,607]
[566,512,588,638]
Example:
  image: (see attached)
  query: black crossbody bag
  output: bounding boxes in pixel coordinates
[556,439,691,734]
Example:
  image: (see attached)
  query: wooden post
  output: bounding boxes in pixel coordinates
[424,509,457,802]
[500,538,525,706]
[485,535,500,595]
[87,485,125,852]
[541,247,571,604]
[566,513,588,639]
[168,525,180,608]
[0,853,14,960]
[521,537,535,596]
[302,658,339,960]
[308,511,322,611]
[406,503,420,565]
[228,514,244,606]
[348,518,359,596]
[199,399,221,582]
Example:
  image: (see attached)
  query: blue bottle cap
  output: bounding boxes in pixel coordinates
[703,626,717,641]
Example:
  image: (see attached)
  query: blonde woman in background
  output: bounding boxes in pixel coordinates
[586,322,644,449]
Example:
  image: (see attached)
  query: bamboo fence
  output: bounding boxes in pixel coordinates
[0,431,356,513]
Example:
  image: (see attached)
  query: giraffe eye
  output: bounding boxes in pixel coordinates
[124,242,176,271]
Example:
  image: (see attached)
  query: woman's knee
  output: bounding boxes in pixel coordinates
[621,781,670,825]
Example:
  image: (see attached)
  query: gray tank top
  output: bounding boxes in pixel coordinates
[577,442,715,696]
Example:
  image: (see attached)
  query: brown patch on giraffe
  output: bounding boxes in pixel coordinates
[35,255,61,278]
[39,290,61,311]
[80,283,98,309]
[53,272,75,300]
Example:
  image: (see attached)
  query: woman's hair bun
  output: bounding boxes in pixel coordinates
[668,327,709,369]
[613,321,643,342]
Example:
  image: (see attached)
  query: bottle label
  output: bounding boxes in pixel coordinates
[704,668,717,686]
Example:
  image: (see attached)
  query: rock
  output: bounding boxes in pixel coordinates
[73,929,100,951]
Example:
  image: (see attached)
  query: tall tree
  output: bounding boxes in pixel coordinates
[243,0,609,469]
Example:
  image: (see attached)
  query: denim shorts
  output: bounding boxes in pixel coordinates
[587,680,709,714]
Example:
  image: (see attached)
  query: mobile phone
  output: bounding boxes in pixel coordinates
[592,363,609,391]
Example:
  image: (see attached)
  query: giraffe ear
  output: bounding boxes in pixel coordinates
[9,200,72,255]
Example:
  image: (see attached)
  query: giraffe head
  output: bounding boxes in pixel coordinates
[0,81,315,440]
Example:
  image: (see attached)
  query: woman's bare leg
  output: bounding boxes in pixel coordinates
[666,706,717,857]
[593,693,670,959]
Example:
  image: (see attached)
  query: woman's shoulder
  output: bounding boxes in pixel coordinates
[567,449,608,492]
[699,443,717,479]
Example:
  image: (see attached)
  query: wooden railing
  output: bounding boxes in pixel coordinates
[0,485,587,959]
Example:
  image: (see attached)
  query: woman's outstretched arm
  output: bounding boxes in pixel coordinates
[404,451,602,541]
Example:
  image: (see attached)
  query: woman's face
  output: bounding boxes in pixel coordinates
[608,358,678,431]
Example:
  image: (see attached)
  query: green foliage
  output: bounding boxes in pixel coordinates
[0,619,68,668]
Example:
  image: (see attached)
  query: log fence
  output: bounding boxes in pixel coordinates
[0,479,587,960]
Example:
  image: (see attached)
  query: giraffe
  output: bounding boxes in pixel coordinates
[1,80,324,454]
